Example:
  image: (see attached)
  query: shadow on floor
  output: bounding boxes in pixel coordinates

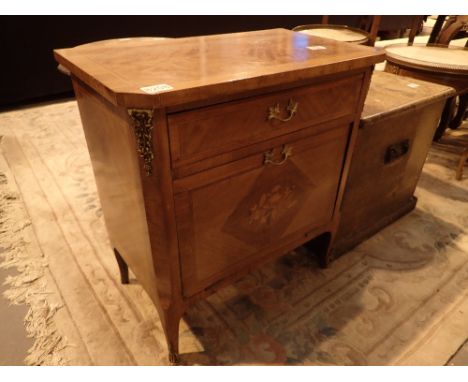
[418,171,468,203]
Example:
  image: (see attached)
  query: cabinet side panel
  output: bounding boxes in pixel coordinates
[72,78,160,303]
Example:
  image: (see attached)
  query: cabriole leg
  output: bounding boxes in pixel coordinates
[306,231,333,268]
[161,307,183,365]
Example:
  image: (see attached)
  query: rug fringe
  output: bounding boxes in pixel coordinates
[0,169,68,366]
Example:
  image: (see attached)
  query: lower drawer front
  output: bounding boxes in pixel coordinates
[175,124,350,297]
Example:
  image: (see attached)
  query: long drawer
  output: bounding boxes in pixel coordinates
[174,123,350,296]
[168,75,361,169]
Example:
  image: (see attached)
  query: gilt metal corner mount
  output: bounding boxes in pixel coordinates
[127,108,154,176]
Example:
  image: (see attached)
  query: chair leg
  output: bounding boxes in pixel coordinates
[456,150,468,181]
[449,94,468,130]
[428,15,447,44]
[114,248,129,284]
[433,97,456,141]
[408,16,424,45]
[367,15,381,46]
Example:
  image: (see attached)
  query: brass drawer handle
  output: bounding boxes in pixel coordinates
[268,99,299,122]
[264,145,292,166]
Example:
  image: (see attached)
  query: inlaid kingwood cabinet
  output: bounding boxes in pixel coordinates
[54,29,384,363]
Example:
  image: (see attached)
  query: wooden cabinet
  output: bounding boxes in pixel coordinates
[54,30,384,363]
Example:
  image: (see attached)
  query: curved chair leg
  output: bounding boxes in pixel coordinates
[449,94,468,130]
[434,97,456,141]
[456,150,468,181]
[114,248,129,284]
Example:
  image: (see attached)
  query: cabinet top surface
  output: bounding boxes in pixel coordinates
[54,28,384,108]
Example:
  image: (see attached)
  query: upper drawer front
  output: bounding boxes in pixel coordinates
[168,75,362,166]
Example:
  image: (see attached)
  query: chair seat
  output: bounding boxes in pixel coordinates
[293,24,369,44]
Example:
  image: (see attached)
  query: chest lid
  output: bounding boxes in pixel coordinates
[361,71,456,126]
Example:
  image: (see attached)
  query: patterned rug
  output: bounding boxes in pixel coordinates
[0,100,468,365]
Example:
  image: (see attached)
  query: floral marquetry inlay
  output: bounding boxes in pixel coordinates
[222,160,312,248]
[249,185,297,226]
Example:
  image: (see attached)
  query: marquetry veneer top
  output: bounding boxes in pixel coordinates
[54,28,384,108]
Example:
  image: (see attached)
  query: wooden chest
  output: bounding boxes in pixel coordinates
[333,71,455,256]
[54,29,383,362]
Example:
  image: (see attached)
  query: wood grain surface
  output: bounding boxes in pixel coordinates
[334,72,454,255]
[168,75,361,166]
[54,28,384,108]
[361,71,455,124]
